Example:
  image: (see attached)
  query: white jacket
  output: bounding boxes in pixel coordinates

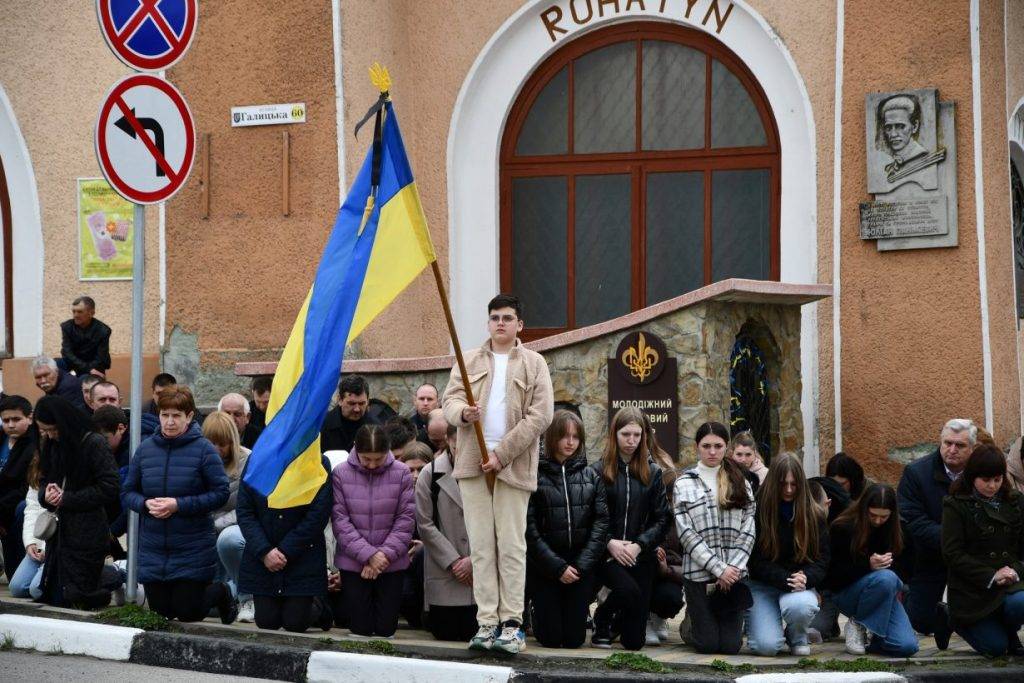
[21,487,45,552]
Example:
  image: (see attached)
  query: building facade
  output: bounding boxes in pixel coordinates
[1,0,1022,480]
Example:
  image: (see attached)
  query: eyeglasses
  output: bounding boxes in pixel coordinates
[488,314,517,324]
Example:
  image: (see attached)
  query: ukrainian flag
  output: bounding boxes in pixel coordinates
[243,98,436,508]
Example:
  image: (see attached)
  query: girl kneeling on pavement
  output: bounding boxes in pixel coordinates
[590,406,671,650]
[331,424,416,637]
[747,453,830,656]
[827,483,918,657]
[935,444,1024,657]
[236,455,333,633]
[673,421,756,655]
[122,386,237,623]
[526,410,609,648]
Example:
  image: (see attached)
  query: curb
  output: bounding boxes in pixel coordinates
[736,674,905,683]
[0,613,141,661]
[307,650,513,682]
[131,631,310,682]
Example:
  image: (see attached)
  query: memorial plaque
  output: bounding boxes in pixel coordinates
[859,196,948,239]
[862,89,959,251]
[607,331,679,457]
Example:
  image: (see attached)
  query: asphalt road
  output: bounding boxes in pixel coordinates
[0,650,288,682]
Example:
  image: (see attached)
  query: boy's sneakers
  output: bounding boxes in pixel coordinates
[469,624,498,651]
[237,598,255,623]
[790,644,811,656]
[492,621,527,655]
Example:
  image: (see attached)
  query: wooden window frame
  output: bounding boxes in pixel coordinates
[500,22,781,341]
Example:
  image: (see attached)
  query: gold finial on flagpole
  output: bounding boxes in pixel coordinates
[369,62,391,96]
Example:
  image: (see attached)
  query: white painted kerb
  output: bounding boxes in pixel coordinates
[0,614,141,661]
[737,674,906,683]
[307,651,512,683]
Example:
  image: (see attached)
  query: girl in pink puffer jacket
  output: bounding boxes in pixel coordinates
[331,424,415,637]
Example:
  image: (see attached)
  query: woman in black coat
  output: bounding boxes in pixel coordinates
[936,445,1024,657]
[35,395,119,608]
[526,410,609,648]
[590,406,671,650]
[236,455,334,633]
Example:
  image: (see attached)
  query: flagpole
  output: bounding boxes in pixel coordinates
[430,260,495,492]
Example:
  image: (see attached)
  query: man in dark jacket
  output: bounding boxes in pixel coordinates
[897,418,976,634]
[249,376,272,431]
[0,395,37,581]
[320,375,377,453]
[60,296,112,377]
[407,383,439,438]
[32,357,88,414]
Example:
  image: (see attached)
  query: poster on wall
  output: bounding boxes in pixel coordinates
[78,178,134,280]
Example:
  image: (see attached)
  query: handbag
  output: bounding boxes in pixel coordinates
[34,476,67,541]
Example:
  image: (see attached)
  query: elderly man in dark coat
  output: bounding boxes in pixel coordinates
[897,418,976,634]
[60,296,111,377]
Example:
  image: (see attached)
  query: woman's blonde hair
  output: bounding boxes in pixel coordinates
[202,411,243,476]
[601,407,652,486]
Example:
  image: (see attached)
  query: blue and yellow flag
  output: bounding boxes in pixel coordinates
[243,93,436,508]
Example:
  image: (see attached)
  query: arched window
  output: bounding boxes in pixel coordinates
[500,22,780,340]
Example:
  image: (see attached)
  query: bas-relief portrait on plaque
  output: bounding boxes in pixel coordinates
[860,88,959,251]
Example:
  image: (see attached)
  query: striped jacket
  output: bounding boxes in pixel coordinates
[672,467,756,582]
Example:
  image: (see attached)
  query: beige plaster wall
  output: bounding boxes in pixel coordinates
[979,0,1022,444]
[163,0,340,395]
[1006,0,1024,434]
[0,4,161,360]
[840,0,986,483]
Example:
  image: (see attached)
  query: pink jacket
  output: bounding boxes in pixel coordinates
[330,450,415,574]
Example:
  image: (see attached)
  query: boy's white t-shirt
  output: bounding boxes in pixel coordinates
[483,352,509,450]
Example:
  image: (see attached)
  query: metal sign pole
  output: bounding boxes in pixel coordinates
[125,201,145,605]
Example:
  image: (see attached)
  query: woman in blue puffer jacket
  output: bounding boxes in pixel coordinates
[122,386,237,623]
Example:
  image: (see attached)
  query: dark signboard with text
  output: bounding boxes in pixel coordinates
[607,331,679,458]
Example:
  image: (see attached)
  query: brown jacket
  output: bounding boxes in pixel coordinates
[442,338,553,492]
[414,452,474,607]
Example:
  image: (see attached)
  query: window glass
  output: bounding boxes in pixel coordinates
[575,174,632,326]
[512,177,568,327]
[711,169,771,280]
[711,59,766,148]
[646,171,705,302]
[642,41,705,151]
[516,67,568,156]
[574,42,636,153]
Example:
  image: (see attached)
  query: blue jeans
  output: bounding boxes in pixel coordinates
[747,580,819,655]
[956,590,1024,657]
[10,554,44,599]
[216,525,250,601]
[835,569,918,657]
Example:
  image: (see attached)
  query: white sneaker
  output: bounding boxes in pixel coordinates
[491,624,526,655]
[469,624,497,651]
[844,619,867,655]
[134,584,145,606]
[237,598,255,623]
[650,614,669,642]
[790,644,811,656]
[645,617,661,646]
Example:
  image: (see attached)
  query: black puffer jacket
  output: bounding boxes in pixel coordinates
[591,456,670,556]
[527,451,609,579]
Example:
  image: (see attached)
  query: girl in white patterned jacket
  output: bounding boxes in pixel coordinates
[673,421,756,654]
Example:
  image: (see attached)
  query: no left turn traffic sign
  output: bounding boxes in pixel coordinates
[97,0,198,72]
[95,73,195,204]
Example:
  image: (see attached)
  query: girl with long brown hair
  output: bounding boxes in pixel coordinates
[827,484,917,657]
[589,407,670,650]
[747,453,830,656]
